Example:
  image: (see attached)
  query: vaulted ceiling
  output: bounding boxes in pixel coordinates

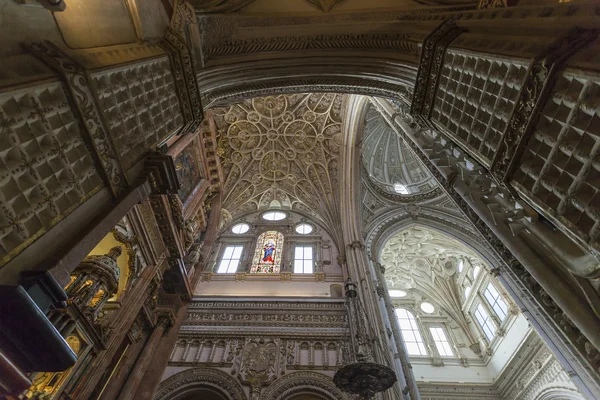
[380,225,488,339]
[361,104,437,196]
[212,93,345,240]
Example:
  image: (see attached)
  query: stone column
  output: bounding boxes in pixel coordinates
[135,304,189,400]
[374,263,420,400]
[97,330,148,400]
[117,314,173,400]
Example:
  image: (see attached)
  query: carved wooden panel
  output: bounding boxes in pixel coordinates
[0,82,103,266]
[511,70,600,253]
[431,49,528,166]
[92,57,183,170]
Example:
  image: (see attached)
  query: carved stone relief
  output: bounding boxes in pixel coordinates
[213,93,345,245]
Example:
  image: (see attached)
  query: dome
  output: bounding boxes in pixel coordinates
[361,104,436,196]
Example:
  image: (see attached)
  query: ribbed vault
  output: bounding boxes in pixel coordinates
[212,93,345,242]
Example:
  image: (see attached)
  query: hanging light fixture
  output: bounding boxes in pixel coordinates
[333,280,397,399]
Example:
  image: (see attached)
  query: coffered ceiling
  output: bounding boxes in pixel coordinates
[212,93,345,239]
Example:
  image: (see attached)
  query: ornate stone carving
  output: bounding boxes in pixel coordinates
[213,93,345,245]
[240,338,278,398]
[411,21,463,117]
[492,28,599,182]
[90,57,183,170]
[161,28,204,134]
[390,112,600,386]
[0,80,104,267]
[154,367,247,400]
[261,371,352,400]
[26,41,127,196]
[307,0,345,12]
[203,78,411,109]
[205,32,414,59]
[430,49,529,166]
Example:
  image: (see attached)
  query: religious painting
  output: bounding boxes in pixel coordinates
[174,139,204,202]
[251,231,284,273]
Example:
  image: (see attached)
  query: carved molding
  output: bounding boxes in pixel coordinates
[154,367,247,400]
[306,0,345,13]
[161,29,204,135]
[204,32,415,59]
[261,371,352,400]
[411,20,463,118]
[203,77,412,109]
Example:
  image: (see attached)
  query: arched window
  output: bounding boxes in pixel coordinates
[251,231,284,273]
[395,308,427,356]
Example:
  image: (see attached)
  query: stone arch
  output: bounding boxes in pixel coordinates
[260,371,352,400]
[154,368,247,400]
[535,388,584,400]
[366,206,502,270]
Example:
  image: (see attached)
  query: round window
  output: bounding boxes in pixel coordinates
[231,223,250,234]
[262,211,286,221]
[295,223,313,234]
[388,290,407,298]
[420,302,435,314]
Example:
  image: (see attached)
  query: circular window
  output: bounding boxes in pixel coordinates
[388,290,407,298]
[295,223,313,234]
[394,183,409,194]
[231,223,250,234]
[262,211,287,221]
[420,302,435,314]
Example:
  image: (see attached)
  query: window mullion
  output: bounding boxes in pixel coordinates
[478,292,501,328]
[469,308,491,347]
[421,323,441,364]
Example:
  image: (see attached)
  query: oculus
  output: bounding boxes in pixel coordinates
[295,223,313,234]
[388,290,407,298]
[231,223,250,234]
[262,211,287,221]
[420,302,435,314]
[393,183,409,194]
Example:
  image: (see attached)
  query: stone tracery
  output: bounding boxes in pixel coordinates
[213,93,345,245]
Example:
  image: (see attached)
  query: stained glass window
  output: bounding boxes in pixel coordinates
[251,231,284,273]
